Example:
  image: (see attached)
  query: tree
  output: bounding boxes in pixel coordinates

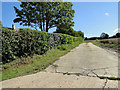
[84,37,88,40]
[55,26,74,35]
[13,2,75,32]
[116,33,120,38]
[100,32,109,39]
[0,21,2,28]
[54,27,84,38]
[77,31,84,38]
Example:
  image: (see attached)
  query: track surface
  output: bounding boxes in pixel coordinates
[46,43,118,77]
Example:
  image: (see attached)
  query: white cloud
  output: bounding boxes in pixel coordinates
[105,13,110,16]
[84,34,93,37]
[113,28,120,33]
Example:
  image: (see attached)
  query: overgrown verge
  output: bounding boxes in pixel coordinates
[2,41,81,81]
[92,39,119,52]
[2,28,84,80]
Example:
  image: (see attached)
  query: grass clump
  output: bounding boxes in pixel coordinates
[108,77,120,80]
[52,64,58,67]
[92,40,101,46]
[99,76,120,80]
[99,76,106,79]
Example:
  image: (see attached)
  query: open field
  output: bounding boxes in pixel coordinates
[85,38,119,44]
[85,38,119,52]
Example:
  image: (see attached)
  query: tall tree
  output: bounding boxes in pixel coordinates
[13,2,75,32]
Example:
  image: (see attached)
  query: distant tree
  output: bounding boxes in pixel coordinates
[100,33,109,39]
[13,2,75,32]
[116,33,120,38]
[87,37,100,40]
[84,37,88,40]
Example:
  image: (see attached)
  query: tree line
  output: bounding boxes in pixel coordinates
[85,32,120,40]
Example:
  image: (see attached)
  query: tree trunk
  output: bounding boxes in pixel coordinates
[40,23,42,31]
[46,20,49,32]
[43,18,45,31]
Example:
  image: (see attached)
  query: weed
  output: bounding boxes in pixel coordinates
[108,77,120,80]
[52,64,58,67]
[99,76,107,79]
[99,76,120,80]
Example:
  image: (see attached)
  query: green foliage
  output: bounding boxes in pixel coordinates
[76,31,84,38]
[2,27,10,30]
[116,33,120,38]
[99,76,119,80]
[2,28,83,64]
[60,34,72,44]
[55,27,84,38]
[92,39,118,51]
[99,76,106,79]
[92,40,101,46]
[13,2,75,32]
[108,77,119,80]
[100,32,109,39]
[57,44,68,50]
[0,21,2,28]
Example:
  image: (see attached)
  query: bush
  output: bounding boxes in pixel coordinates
[2,28,83,64]
[57,45,67,50]
[54,27,84,38]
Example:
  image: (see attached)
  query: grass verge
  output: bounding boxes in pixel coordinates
[92,40,118,51]
[92,40,101,46]
[2,41,82,81]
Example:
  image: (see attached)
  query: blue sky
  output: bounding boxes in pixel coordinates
[72,2,118,37]
[1,2,118,37]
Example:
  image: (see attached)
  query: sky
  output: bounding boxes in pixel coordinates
[72,2,118,37]
[1,1,118,38]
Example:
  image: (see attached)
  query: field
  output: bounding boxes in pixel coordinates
[85,38,119,52]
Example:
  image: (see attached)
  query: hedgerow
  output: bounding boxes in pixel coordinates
[2,28,83,64]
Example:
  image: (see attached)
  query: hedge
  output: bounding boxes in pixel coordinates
[2,28,83,64]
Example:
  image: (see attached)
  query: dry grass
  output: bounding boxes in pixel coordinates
[99,38,119,44]
[92,38,119,51]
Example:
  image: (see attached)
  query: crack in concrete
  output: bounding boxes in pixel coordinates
[51,67,119,81]
[49,65,119,81]
[102,78,108,90]
[54,66,106,76]
[44,63,119,88]
[91,70,99,77]
[52,69,118,89]
[52,65,117,71]
[103,69,107,75]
